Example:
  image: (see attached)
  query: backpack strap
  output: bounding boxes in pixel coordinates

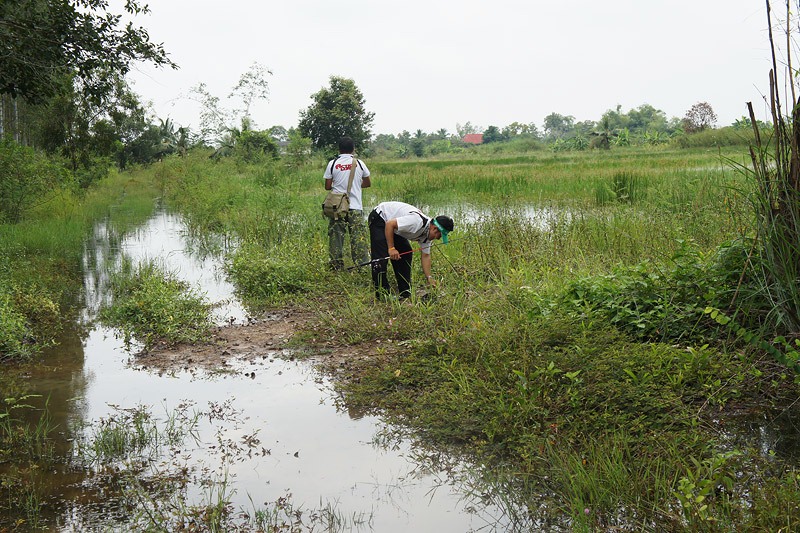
[410,211,430,241]
[328,155,342,176]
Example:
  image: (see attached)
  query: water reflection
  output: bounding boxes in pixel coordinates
[716,408,800,462]
[25,209,532,532]
[432,203,572,230]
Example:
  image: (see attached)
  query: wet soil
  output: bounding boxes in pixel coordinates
[137,306,399,381]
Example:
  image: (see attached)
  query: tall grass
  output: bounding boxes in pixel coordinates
[713,4,800,354]
[743,105,800,333]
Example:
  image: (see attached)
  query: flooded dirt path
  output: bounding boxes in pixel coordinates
[24,210,521,532]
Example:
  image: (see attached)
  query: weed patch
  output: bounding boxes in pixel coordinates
[99,259,213,350]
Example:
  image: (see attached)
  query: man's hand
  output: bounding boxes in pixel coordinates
[388,246,400,260]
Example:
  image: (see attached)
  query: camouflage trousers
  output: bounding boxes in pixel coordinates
[328,210,369,270]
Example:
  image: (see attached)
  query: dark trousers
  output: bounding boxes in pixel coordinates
[368,209,413,299]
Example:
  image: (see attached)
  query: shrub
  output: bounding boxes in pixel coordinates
[0,282,60,362]
[561,240,723,342]
[0,290,30,361]
[226,244,313,308]
[671,127,759,149]
[99,260,212,349]
[0,137,71,223]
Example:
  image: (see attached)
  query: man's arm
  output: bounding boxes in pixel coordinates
[359,159,371,188]
[385,219,400,260]
[324,160,333,190]
[421,252,435,286]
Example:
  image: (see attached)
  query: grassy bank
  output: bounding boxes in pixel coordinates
[0,169,163,361]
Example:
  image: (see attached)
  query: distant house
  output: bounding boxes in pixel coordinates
[462,133,483,145]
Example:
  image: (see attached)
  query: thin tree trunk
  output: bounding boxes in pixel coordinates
[13,97,19,143]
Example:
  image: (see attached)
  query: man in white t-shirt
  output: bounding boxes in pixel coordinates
[324,137,371,270]
[368,201,454,300]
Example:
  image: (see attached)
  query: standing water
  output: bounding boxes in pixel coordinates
[21,210,529,532]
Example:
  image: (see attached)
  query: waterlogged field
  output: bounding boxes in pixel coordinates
[3,145,800,531]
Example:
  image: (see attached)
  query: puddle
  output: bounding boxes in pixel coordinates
[433,204,571,230]
[21,210,530,532]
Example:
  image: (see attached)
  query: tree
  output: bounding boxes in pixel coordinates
[543,113,575,139]
[268,125,288,143]
[523,122,542,139]
[456,122,482,137]
[601,104,672,138]
[590,116,614,150]
[0,0,175,105]
[229,62,272,119]
[297,76,374,151]
[0,137,68,223]
[285,130,312,167]
[411,138,425,157]
[627,104,668,133]
[682,102,717,133]
[482,125,504,143]
[29,71,163,175]
[574,120,596,137]
[189,63,272,145]
[601,105,629,133]
[502,122,526,138]
[210,117,278,162]
[732,116,770,130]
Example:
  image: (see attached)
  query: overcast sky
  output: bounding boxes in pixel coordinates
[124,1,775,136]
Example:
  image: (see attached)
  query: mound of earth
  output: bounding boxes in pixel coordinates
[136,307,400,381]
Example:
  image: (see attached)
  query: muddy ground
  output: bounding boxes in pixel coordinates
[136,307,399,382]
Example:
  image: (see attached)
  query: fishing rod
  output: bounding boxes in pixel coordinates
[344,248,418,271]
[344,237,466,271]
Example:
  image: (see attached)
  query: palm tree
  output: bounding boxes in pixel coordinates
[590,116,615,150]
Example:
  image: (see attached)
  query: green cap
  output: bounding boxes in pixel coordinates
[433,219,450,244]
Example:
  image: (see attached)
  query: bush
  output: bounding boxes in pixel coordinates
[561,240,724,342]
[671,127,759,149]
[0,282,60,362]
[0,290,30,361]
[99,260,212,350]
[226,244,313,308]
[0,137,71,223]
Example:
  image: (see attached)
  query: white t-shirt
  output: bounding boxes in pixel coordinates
[324,154,370,211]
[375,201,433,254]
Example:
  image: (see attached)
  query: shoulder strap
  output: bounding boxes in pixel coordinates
[411,211,430,240]
[328,155,341,175]
[346,155,358,194]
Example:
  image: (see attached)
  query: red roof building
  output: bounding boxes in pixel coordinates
[462,133,483,144]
